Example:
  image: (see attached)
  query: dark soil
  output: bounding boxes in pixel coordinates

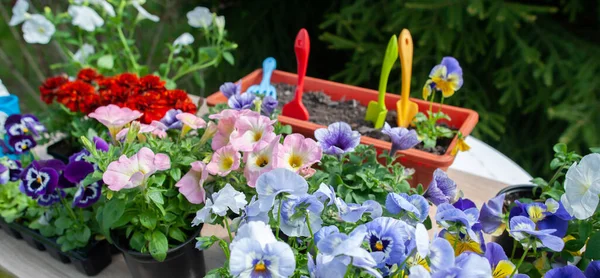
[275,83,455,155]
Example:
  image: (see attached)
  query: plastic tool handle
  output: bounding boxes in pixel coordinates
[294,28,310,100]
[399,29,413,104]
[259,57,277,87]
[378,35,399,109]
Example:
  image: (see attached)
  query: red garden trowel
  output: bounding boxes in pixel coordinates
[282,28,310,121]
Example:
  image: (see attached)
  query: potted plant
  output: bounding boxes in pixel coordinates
[7,0,236,161]
[206,59,478,187]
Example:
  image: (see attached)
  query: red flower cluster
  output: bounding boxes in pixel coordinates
[40,69,197,123]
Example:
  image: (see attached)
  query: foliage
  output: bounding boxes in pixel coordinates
[413,110,454,149]
[0,181,36,223]
[319,0,600,176]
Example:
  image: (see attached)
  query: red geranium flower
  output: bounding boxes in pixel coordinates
[40,75,69,104]
[125,92,170,123]
[138,75,166,93]
[77,68,103,83]
[56,80,100,114]
[163,89,197,114]
[115,73,140,89]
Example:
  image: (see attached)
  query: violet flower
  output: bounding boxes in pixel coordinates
[220,82,241,99]
[0,158,22,183]
[4,114,45,137]
[64,161,102,208]
[0,164,9,185]
[314,122,361,156]
[20,159,65,198]
[159,109,184,130]
[261,95,278,116]
[228,92,256,110]
[9,135,36,154]
[508,199,573,238]
[479,194,506,236]
[381,122,420,155]
[508,216,564,252]
[424,169,457,206]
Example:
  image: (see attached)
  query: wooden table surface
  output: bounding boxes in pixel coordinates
[0,169,509,278]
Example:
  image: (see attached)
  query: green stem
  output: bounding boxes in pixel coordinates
[305,212,317,254]
[163,49,175,78]
[172,59,218,81]
[428,91,435,114]
[218,238,230,259]
[547,165,567,187]
[510,247,529,278]
[510,239,517,260]
[58,189,78,222]
[223,217,233,242]
[438,96,445,113]
[345,258,354,277]
[276,198,283,240]
[117,26,139,73]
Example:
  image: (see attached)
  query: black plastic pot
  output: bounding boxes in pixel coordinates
[8,221,113,276]
[0,217,22,239]
[114,227,206,278]
[47,138,81,163]
[492,184,537,258]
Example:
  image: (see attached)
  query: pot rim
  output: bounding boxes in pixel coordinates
[496,184,536,196]
[113,224,203,259]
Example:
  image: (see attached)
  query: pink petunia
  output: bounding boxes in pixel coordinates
[230,113,277,152]
[209,109,260,150]
[276,134,322,173]
[243,135,280,187]
[206,145,241,176]
[88,104,143,139]
[176,113,206,136]
[102,147,171,191]
[175,161,209,204]
[116,120,168,141]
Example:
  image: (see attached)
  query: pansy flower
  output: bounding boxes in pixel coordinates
[219,82,241,99]
[192,184,247,225]
[175,161,209,204]
[229,113,276,152]
[159,109,183,129]
[543,263,600,278]
[381,123,420,155]
[436,203,485,255]
[228,92,256,110]
[386,192,429,225]
[64,161,102,208]
[0,164,9,185]
[230,196,269,232]
[479,194,506,236]
[261,96,278,116]
[255,168,308,211]
[4,114,45,137]
[509,199,573,237]
[20,159,65,198]
[276,134,322,173]
[243,136,280,187]
[363,217,412,267]
[430,252,493,277]
[206,145,241,176]
[102,147,170,191]
[508,216,564,252]
[9,135,36,154]
[334,198,382,223]
[315,122,361,156]
[484,242,519,278]
[229,221,295,278]
[37,189,65,206]
[423,57,463,98]
[274,194,324,237]
[0,158,22,182]
[424,169,457,205]
[412,223,455,273]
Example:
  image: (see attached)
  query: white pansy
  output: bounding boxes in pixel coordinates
[215,15,225,30]
[0,79,8,96]
[561,153,600,220]
[187,6,212,28]
[73,43,95,64]
[191,183,247,226]
[9,0,29,26]
[172,33,194,54]
[68,5,104,32]
[131,0,159,22]
[22,14,55,44]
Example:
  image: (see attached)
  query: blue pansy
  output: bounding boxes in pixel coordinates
[363,217,412,266]
[228,92,256,110]
[386,192,429,224]
[275,194,324,237]
[424,169,457,205]
[315,122,361,156]
[509,200,572,238]
[479,194,506,236]
[255,168,308,211]
[334,197,382,223]
[509,216,564,252]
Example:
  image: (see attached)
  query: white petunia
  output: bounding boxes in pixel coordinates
[561,153,600,220]
[131,0,159,22]
[22,14,55,44]
[9,0,29,26]
[215,15,225,30]
[73,43,95,64]
[68,5,104,32]
[0,79,8,96]
[191,183,247,226]
[172,33,194,54]
[91,0,115,17]
[187,6,212,28]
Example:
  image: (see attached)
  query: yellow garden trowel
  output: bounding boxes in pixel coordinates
[365,35,398,129]
[396,29,419,128]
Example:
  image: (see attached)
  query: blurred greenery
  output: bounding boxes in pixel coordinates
[1,0,598,177]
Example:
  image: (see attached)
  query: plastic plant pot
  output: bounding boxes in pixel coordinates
[0,217,22,239]
[113,226,206,278]
[47,138,82,164]
[206,69,479,187]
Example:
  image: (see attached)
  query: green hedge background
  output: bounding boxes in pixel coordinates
[1,0,599,178]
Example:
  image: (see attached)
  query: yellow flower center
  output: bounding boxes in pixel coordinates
[255,155,269,168]
[23,127,29,133]
[493,260,515,278]
[254,261,267,272]
[38,27,45,34]
[375,241,384,251]
[253,131,263,142]
[288,155,303,170]
[221,156,234,170]
[527,206,545,223]
[36,177,42,183]
[21,144,27,150]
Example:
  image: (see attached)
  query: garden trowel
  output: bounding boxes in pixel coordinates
[365,35,398,129]
[396,29,419,128]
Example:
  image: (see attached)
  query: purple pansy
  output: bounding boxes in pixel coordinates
[479,194,506,236]
[381,122,420,155]
[314,122,361,156]
[509,200,572,238]
[0,164,9,184]
[220,82,241,99]
[363,217,411,267]
[20,159,65,198]
[261,95,278,116]
[159,109,184,130]
[93,136,109,152]
[4,114,45,137]
[334,197,382,223]
[37,189,65,206]
[9,135,36,154]
[585,261,600,278]
[545,265,585,278]
[7,159,22,181]
[73,181,102,208]
[385,192,429,224]
[509,216,564,252]
[228,92,256,110]
[424,169,457,205]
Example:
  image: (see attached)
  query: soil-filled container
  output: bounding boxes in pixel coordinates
[47,138,82,163]
[492,184,536,258]
[113,226,206,278]
[0,217,22,239]
[8,221,113,276]
[206,69,479,187]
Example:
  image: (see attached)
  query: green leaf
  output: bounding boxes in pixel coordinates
[553,143,567,154]
[102,197,126,240]
[139,211,158,230]
[97,54,114,69]
[169,168,182,181]
[580,221,592,239]
[591,147,600,154]
[222,52,235,65]
[76,226,92,243]
[423,216,432,230]
[148,189,164,205]
[149,230,169,262]
[54,216,73,234]
[130,231,146,252]
[169,227,187,242]
[565,238,586,252]
[584,232,600,259]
